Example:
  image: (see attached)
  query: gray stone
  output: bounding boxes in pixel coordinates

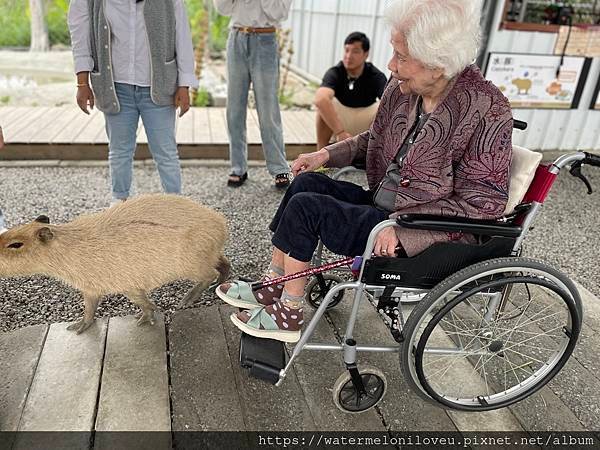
[0,324,47,431]
[94,314,170,432]
[169,307,245,431]
[17,319,107,431]
[218,304,316,430]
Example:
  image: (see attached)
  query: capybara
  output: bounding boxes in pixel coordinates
[0,194,229,334]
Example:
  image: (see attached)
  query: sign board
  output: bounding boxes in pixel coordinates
[590,76,600,110]
[484,52,590,109]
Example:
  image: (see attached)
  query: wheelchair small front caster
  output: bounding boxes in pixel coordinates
[332,366,386,413]
[305,274,344,310]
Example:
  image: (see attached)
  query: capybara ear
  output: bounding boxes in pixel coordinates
[35,215,50,224]
[37,227,54,243]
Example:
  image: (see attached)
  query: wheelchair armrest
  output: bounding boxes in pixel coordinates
[397,214,522,237]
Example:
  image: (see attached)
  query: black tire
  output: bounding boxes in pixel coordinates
[332,366,387,413]
[305,274,344,310]
[399,257,582,411]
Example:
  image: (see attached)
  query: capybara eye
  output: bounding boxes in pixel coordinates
[8,242,23,249]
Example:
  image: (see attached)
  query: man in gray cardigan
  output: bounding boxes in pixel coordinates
[68,0,198,205]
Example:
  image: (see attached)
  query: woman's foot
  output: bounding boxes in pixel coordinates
[230,300,304,343]
[274,173,292,189]
[216,276,284,309]
[227,172,248,187]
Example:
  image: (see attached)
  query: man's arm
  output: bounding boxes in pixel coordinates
[314,87,348,140]
[260,0,293,22]
[213,0,234,16]
[174,0,198,89]
[67,0,94,75]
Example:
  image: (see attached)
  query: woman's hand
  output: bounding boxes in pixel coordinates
[76,85,95,114]
[174,87,190,117]
[374,227,399,257]
[291,148,329,176]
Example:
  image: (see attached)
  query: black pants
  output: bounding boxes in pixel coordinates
[269,172,389,262]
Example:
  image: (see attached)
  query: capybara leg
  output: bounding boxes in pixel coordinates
[67,294,100,334]
[178,280,211,309]
[128,290,157,326]
[216,255,231,284]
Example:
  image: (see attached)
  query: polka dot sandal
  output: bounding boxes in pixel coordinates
[230,300,304,343]
[216,277,284,309]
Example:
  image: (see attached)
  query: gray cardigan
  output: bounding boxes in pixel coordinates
[88,0,178,113]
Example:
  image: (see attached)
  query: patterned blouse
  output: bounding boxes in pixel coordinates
[324,64,513,256]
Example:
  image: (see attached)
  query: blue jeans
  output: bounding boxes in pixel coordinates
[226,30,289,177]
[104,83,181,200]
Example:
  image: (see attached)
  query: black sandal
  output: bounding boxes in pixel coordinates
[227,172,248,187]
[274,173,292,190]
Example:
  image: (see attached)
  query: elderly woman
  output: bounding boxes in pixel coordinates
[217,0,513,343]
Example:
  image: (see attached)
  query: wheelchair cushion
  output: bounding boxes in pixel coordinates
[504,145,543,215]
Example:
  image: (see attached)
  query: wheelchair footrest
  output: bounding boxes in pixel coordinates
[239,333,286,385]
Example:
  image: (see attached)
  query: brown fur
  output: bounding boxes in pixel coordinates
[0,194,229,333]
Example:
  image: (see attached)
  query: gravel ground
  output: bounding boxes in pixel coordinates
[0,163,599,333]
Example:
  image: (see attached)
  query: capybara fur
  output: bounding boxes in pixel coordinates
[0,194,230,333]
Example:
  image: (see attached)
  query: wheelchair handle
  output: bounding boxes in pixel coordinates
[569,152,600,195]
[513,119,528,130]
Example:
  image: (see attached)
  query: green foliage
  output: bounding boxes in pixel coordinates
[278,88,296,109]
[0,96,11,105]
[0,0,70,47]
[208,12,229,54]
[0,0,30,47]
[193,88,212,107]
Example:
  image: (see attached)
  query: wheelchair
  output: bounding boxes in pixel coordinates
[239,119,600,413]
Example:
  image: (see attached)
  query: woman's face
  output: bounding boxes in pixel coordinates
[387,29,443,96]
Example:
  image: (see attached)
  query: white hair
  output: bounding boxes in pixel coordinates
[384,0,482,78]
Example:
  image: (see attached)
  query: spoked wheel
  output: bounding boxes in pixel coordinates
[400,257,582,411]
[305,274,344,310]
[332,366,387,413]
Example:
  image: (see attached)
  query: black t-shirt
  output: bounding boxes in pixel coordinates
[321,61,387,108]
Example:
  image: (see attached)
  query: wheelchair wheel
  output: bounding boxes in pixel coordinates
[305,274,344,310]
[332,366,386,413]
[400,257,582,411]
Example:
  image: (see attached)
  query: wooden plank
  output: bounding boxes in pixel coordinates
[136,118,147,145]
[52,109,99,144]
[0,324,48,431]
[17,319,107,431]
[32,107,81,144]
[7,107,52,143]
[246,108,262,144]
[218,305,317,430]
[72,109,106,143]
[0,107,35,133]
[192,107,211,144]
[175,108,194,144]
[94,315,170,433]
[207,108,229,143]
[279,110,301,144]
[169,307,245,431]
[284,111,315,144]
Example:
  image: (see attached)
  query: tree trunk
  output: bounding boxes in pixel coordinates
[30,0,49,52]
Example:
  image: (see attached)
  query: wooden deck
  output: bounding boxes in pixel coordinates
[0,106,317,160]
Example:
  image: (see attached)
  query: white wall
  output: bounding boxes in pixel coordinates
[286,0,390,83]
